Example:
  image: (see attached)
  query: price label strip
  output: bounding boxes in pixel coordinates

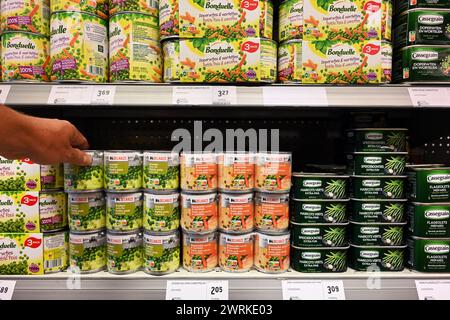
[166,280,229,300]
[263,87,328,106]
[408,88,450,107]
[0,280,16,300]
[415,280,450,300]
[90,86,116,105]
[48,86,93,105]
[173,86,238,105]
[0,85,12,104]
[282,280,345,300]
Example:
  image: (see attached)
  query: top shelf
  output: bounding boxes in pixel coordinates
[4,83,450,108]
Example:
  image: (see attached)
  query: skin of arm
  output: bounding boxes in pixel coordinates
[0,105,92,165]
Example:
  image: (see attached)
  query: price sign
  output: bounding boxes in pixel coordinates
[0,85,11,104]
[0,281,16,300]
[263,87,328,106]
[415,280,450,300]
[408,88,450,107]
[166,280,229,300]
[172,86,213,105]
[282,280,345,300]
[91,86,116,105]
[48,86,92,105]
[212,87,237,105]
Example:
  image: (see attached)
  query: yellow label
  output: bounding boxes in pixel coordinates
[1,0,50,35]
[277,41,302,82]
[0,233,44,275]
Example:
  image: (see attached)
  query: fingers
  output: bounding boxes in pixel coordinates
[64,148,93,166]
[67,122,89,150]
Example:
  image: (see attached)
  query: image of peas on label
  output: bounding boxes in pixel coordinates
[68,192,105,232]
[1,0,50,35]
[69,231,106,273]
[110,0,158,16]
[39,192,67,232]
[144,193,180,233]
[104,151,142,191]
[107,231,143,274]
[143,151,179,191]
[278,40,302,83]
[40,164,63,190]
[0,233,44,275]
[51,0,108,18]
[0,191,40,233]
[106,192,143,232]
[159,0,178,39]
[64,151,104,191]
[50,12,108,83]
[279,0,303,42]
[44,231,68,273]
[144,231,180,274]
[0,157,41,191]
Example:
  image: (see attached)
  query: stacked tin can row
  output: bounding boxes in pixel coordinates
[393,0,450,83]
[347,128,409,272]
[406,164,450,272]
[290,172,351,273]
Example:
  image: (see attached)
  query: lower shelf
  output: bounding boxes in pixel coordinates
[2,269,449,300]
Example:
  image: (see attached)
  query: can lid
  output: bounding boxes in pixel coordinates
[350,243,407,249]
[144,229,180,237]
[349,220,407,226]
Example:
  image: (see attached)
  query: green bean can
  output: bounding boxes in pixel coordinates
[143,151,179,192]
[291,173,349,199]
[39,191,67,232]
[351,198,407,223]
[40,164,63,190]
[290,198,349,224]
[407,166,450,202]
[290,222,349,247]
[349,244,406,271]
[64,150,104,192]
[68,191,106,232]
[351,176,406,199]
[346,128,407,152]
[69,230,106,273]
[350,221,406,246]
[408,202,450,237]
[408,236,450,272]
[347,152,407,176]
[106,192,143,232]
[143,230,180,275]
[107,230,143,274]
[104,151,143,191]
[44,230,69,274]
[291,245,349,273]
[279,0,303,42]
[144,192,180,233]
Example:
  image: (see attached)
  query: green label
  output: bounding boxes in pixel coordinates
[70,243,84,256]
[109,162,129,174]
[70,203,89,216]
[146,244,164,258]
[108,244,123,257]
[408,204,450,237]
[147,162,169,175]
[154,204,172,216]
[115,203,134,215]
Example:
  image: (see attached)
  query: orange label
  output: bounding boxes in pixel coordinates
[195,163,217,175]
[263,162,291,176]
[225,243,252,257]
[232,163,254,175]
[190,242,217,255]
[267,244,290,257]
[229,203,253,217]
[261,203,288,218]
[191,203,217,217]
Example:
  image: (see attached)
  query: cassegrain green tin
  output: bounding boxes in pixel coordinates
[290,198,349,223]
[349,244,406,271]
[351,198,407,223]
[291,173,349,199]
[347,152,407,176]
[346,128,407,152]
[350,221,406,246]
[408,236,450,272]
[291,245,349,273]
[407,166,450,202]
[408,202,450,237]
[290,222,348,247]
[351,176,406,199]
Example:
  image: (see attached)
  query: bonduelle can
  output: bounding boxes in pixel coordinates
[143,192,180,233]
[69,229,106,274]
[107,230,143,274]
[39,191,67,232]
[104,150,143,191]
[1,0,50,35]
[51,0,108,18]
[64,150,104,192]
[279,0,303,42]
[278,39,302,83]
[254,231,290,274]
[68,191,106,232]
[143,230,180,275]
[109,0,158,17]
[44,229,69,274]
[40,164,63,190]
[219,232,253,273]
[106,192,143,232]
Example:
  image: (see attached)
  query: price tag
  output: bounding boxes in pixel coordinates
[48,86,93,105]
[282,280,345,300]
[166,280,229,300]
[0,281,16,300]
[91,86,116,105]
[0,85,12,104]
[172,86,213,105]
[212,87,237,105]
[415,280,450,300]
[408,88,450,107]
[263,87,328,106]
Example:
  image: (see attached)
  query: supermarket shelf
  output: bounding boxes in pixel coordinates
[4,83,450,108]
[2,269,450,300]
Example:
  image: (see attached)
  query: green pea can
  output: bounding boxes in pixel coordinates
[290,198,349,224]
[109,0,158,16]
[106,192,143,232]
[291,245,349,273]
[143,230,180,275]
[291,173,349,199]
[51,0,108,18]
[39,191,67,232]
[1,0,50,35]
[351,176,406,199]
[69,230,106,273]
[408,202,450,237]
[44,230,69,274]
[68,191,106,232]
[40,164,63,190]
[107,230,143,274]
[279,0,303,42]
[346,128,408,152]
[347,152,407,176]
[143,192,180,233]
[64,150,104,192]
[290,222,349,247]
[350,221,406,246]
[351,198,407,223]
[349,244,406,271]
[104,151,143,191]
[407,166,450,202]
[407,236,450,272]
[143,151,180,192]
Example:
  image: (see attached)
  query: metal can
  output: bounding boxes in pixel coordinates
[107,230,143,274]
[255,192,290,233]
[40,164,63,190]
[109,12,162,83]
[291,173,349,199]
[291,198,350,224]
[219,193,254,233]
[1,31,50,82]
[39,191,67,232]
[349,244,406,271]
[350,221,406,246]
[64,150,104,192]
[180,152,217,193]
[143,192,180,233]
[255,152,292,193]
[69,230,106,273]
[106,192,143,232]
[44,230,69,274]
[181,192,218,233]
[68,191,106,232]
[143,151,179,192]
[50,11,108,83]
[347,152,408,176]
[279,0,303,42]
[291,245,349,273]
[408,236,450,272]
[254,231,290,273]
[219,232,253,273]
[143,230,180,275]
[260,0,274,40]
[217,153,255,193]
[1,0,50,35]
[104,151,143,191]
[109,0,158,16]
[51,0,108,18]
[278,40,302,83]
[182,231,218,272]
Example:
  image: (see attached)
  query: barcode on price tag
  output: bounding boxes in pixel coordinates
[0,85,11,104]
[91,86,116,105]
[0,281,16,300]
[166,280,229,300]
[282,280,345,300]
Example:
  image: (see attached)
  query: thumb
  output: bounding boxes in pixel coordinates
[64,148,93,166]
